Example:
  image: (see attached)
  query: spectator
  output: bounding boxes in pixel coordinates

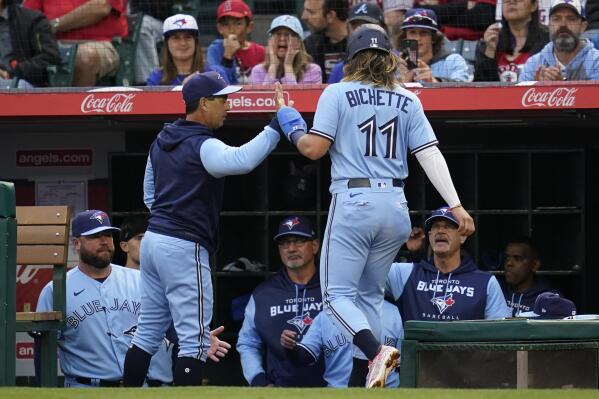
[119,214,148,269]
[502,237,560,317]
[520,0,599,81]
[35,210,228,387]
[0,0,60,88]
[581,0,599,41]
[302,0,349,81]
[474,0,549,82]
[386,206,511,322]
[128,0,174,84]
[249,15,322,84]
[420,0,496,40]
[328,2,387,83]
[237,216,326,387]
[146,14,227,86]
[24,0,127,86]
[206,0,265,84]
[383,0,414,30]
[396,9,471,82]
[281,299,403,387]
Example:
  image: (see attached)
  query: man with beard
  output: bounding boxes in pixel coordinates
[520,0,599,81]
[237,216,326,387]
[36,210,229,387]
[302,0,349,81]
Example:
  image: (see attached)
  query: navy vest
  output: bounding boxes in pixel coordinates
[253,268,326,387]
[147,119,224,253]
[397,258,491,321]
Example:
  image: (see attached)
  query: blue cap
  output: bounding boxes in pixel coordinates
[346,25,391,60]
[527,292,577,319]
[424,206,459,230]
[348,2,385,26]
[401,8,440,32]
[72,210,120,237]
[268,15,304,37]
[273,216,316,241]
[182,71,242,104]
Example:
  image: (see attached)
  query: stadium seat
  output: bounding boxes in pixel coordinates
[443,38,463,55]
[46,43,78,87]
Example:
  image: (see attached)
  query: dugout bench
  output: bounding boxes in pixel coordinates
[400,319,599,389]
[0,181,69,386]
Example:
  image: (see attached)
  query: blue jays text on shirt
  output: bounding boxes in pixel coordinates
[270,297,323,316]
[345,88,414,113]
[323,332,349,358]
[417,279,475,297]
[67,298,141,329]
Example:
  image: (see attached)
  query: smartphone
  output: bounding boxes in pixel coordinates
[400,39,418,70]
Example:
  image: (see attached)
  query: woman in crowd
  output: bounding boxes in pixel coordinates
[474,0,548,82]
[249,15,322,84]
[146,14,227,85]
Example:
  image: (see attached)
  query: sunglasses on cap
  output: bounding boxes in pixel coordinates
[404,15,438,27]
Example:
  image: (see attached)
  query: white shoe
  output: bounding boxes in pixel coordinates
[365,345,400,388]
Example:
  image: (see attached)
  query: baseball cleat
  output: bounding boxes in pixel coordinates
[365,345,400,388]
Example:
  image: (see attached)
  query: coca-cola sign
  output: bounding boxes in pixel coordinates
[521,87,577,108]
[81,93,136,113]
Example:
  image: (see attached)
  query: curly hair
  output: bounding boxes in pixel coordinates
[342,50,401,89]
[394,28,445,56]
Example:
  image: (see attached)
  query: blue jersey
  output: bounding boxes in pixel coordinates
[310,82,437,186]
[37,265,173,383]
[298,301,403,387]
[386,259,511,321]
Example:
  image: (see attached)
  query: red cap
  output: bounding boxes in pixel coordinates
[217,0,253,20]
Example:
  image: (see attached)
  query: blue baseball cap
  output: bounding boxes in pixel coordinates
[401,8,440,32]
[346,24,391,60]
[521,292,577,319]
[273,216,316,241]
[72,210,120,237]
[425,206,459,231]
[268,15,304,37]
[182,71,242,104]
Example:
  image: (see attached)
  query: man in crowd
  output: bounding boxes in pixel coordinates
[520,0,599,81]
[302,0,349,80]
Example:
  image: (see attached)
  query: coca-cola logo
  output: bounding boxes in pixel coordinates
[521,87,577,108]
[81,93,136,113]
[16,264,42,284]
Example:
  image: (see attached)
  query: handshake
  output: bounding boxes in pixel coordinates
[269,82,308,145]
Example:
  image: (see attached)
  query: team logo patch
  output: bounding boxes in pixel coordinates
[431,293,455,314]
[123,325,138,337]
[90,211,107,224]
[173,18,187,28]
[287,312,313,334]
[283,217,301,230]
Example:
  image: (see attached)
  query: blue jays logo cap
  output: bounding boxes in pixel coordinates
[163,14,199,37]
[182,71,242,104]
[530,292,577,319]
[401,8,440,32]
[348,2,385,26]
[346,24,391,60]
[72,210,120,237]
[425,206,459,231]
[273,216,316,241]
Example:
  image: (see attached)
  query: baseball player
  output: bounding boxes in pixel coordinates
[119,214,148,270]
[273,25,474,387]
[36,210,228,387]
[281,299,403,387]
[123,72,290,386]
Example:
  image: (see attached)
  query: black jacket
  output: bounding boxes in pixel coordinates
[4,3,60,86]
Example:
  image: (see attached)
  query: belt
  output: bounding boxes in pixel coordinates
[74,377,123,387]
[347,178,404,189]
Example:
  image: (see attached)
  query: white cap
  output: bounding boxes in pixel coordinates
[163,14,199,37]
[383,0,414,13]
[550,0,585,19]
